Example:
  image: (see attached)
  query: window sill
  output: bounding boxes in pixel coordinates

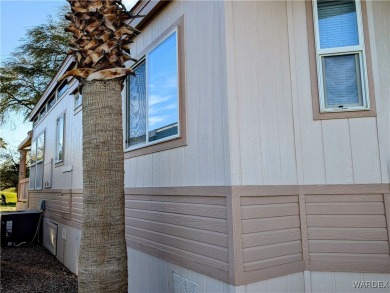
[124,135,186,159]
[313,108,376,120]
[55,161,64,168]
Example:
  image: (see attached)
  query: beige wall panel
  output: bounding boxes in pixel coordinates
[308,227,388,241]
[241,196,298,205]
[349,118,382,183]
[306,202,385,215]
[305,194,383,202]
[309,240,389,254]
[124,0,230,188]
[125,218,227,248]
[242,216,300,234]
[127,236,229,283]
[241,203,299,220]
[227,0,297,185]
[242,261,304,285]
[307,214,387,228]
[369,1,390,184]
[125,226,228,262]
[243,240,302,263]
[243,254,302,273]
[310,253,390,264]
[321,120,354,184]
[242,228,302,248]
[286,0,387,185]
[288,0,327,184]
[126,208,227,234]
[125,192,229,283]
[125,200,226,219]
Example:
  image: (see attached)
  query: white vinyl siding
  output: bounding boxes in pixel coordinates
[313,0,370,112]
[126,29,179,150]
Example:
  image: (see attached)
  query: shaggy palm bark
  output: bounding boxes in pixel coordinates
[61,1,140,292]
[80,78,127,292]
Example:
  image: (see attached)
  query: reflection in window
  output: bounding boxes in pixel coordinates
[127,30,179,149]
[148,32,178,142]
[128,62,146,147]
[57,82,68,98]
[56,114,64,163]
[74,93,82,109]
[47,95,56,111]
[29,132,45,190]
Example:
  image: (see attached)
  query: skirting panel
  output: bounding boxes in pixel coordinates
[27,184,390,286]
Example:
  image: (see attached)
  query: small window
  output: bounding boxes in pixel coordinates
[126,30,179,150]
[74,93,82,110]
[55,113,65,163]
[39,106,46,120]
[312,0,370,113]
[29,132,45,190]
[32,117,38,128]
[57,82,68,99]
[47,95,56,111]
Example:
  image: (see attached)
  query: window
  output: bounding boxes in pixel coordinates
[126,30,180,150]
[57,82,68,99]
[39,106,46,120]
[308,0,376,119]
[29,132,45,190]
[55,113,65,163]
[47,95,56,111]
[74,93,82,110]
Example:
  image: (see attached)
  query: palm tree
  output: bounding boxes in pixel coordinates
[60,1,140,292]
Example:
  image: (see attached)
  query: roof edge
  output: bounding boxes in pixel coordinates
[28,55,74,121]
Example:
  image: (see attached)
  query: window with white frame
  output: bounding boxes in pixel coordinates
[55,113,65,163]
[74,92,82,110]
[57,82,68,99]
[313,0,370,112]
[29,132,45,190]
[126,30,179,149]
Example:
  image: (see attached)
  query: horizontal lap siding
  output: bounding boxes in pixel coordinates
[240,195,304,284]
[29,190,82,229]
[125,194,229,283]
[306,194,390,273]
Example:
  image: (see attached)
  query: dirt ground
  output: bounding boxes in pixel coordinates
[0,244,77,293]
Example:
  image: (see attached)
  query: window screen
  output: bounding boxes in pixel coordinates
[322,53,362,107]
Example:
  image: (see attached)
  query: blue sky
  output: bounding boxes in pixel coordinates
[1,0,66,149]
[0,0,137,149]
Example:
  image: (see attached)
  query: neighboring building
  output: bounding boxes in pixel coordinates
[18,0,390,292]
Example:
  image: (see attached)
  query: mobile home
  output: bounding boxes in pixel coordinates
[18,0,390,292]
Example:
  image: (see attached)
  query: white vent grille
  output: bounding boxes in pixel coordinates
[173,273,199,293]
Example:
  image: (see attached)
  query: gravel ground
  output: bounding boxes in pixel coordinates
[0,244,78,293]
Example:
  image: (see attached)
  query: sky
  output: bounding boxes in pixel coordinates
[0,0,66,150]
[0,0,137,150]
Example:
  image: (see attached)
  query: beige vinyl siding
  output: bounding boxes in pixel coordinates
[125,191,230,283]
[305,193,390,272]
[224,0,297,186]
[124,0,230,188]
[29,190,82,230]
[369,0,390,184]
[224,0,388,186]
[240,195,304,284]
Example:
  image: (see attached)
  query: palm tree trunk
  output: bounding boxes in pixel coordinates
[79,78,127,293]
